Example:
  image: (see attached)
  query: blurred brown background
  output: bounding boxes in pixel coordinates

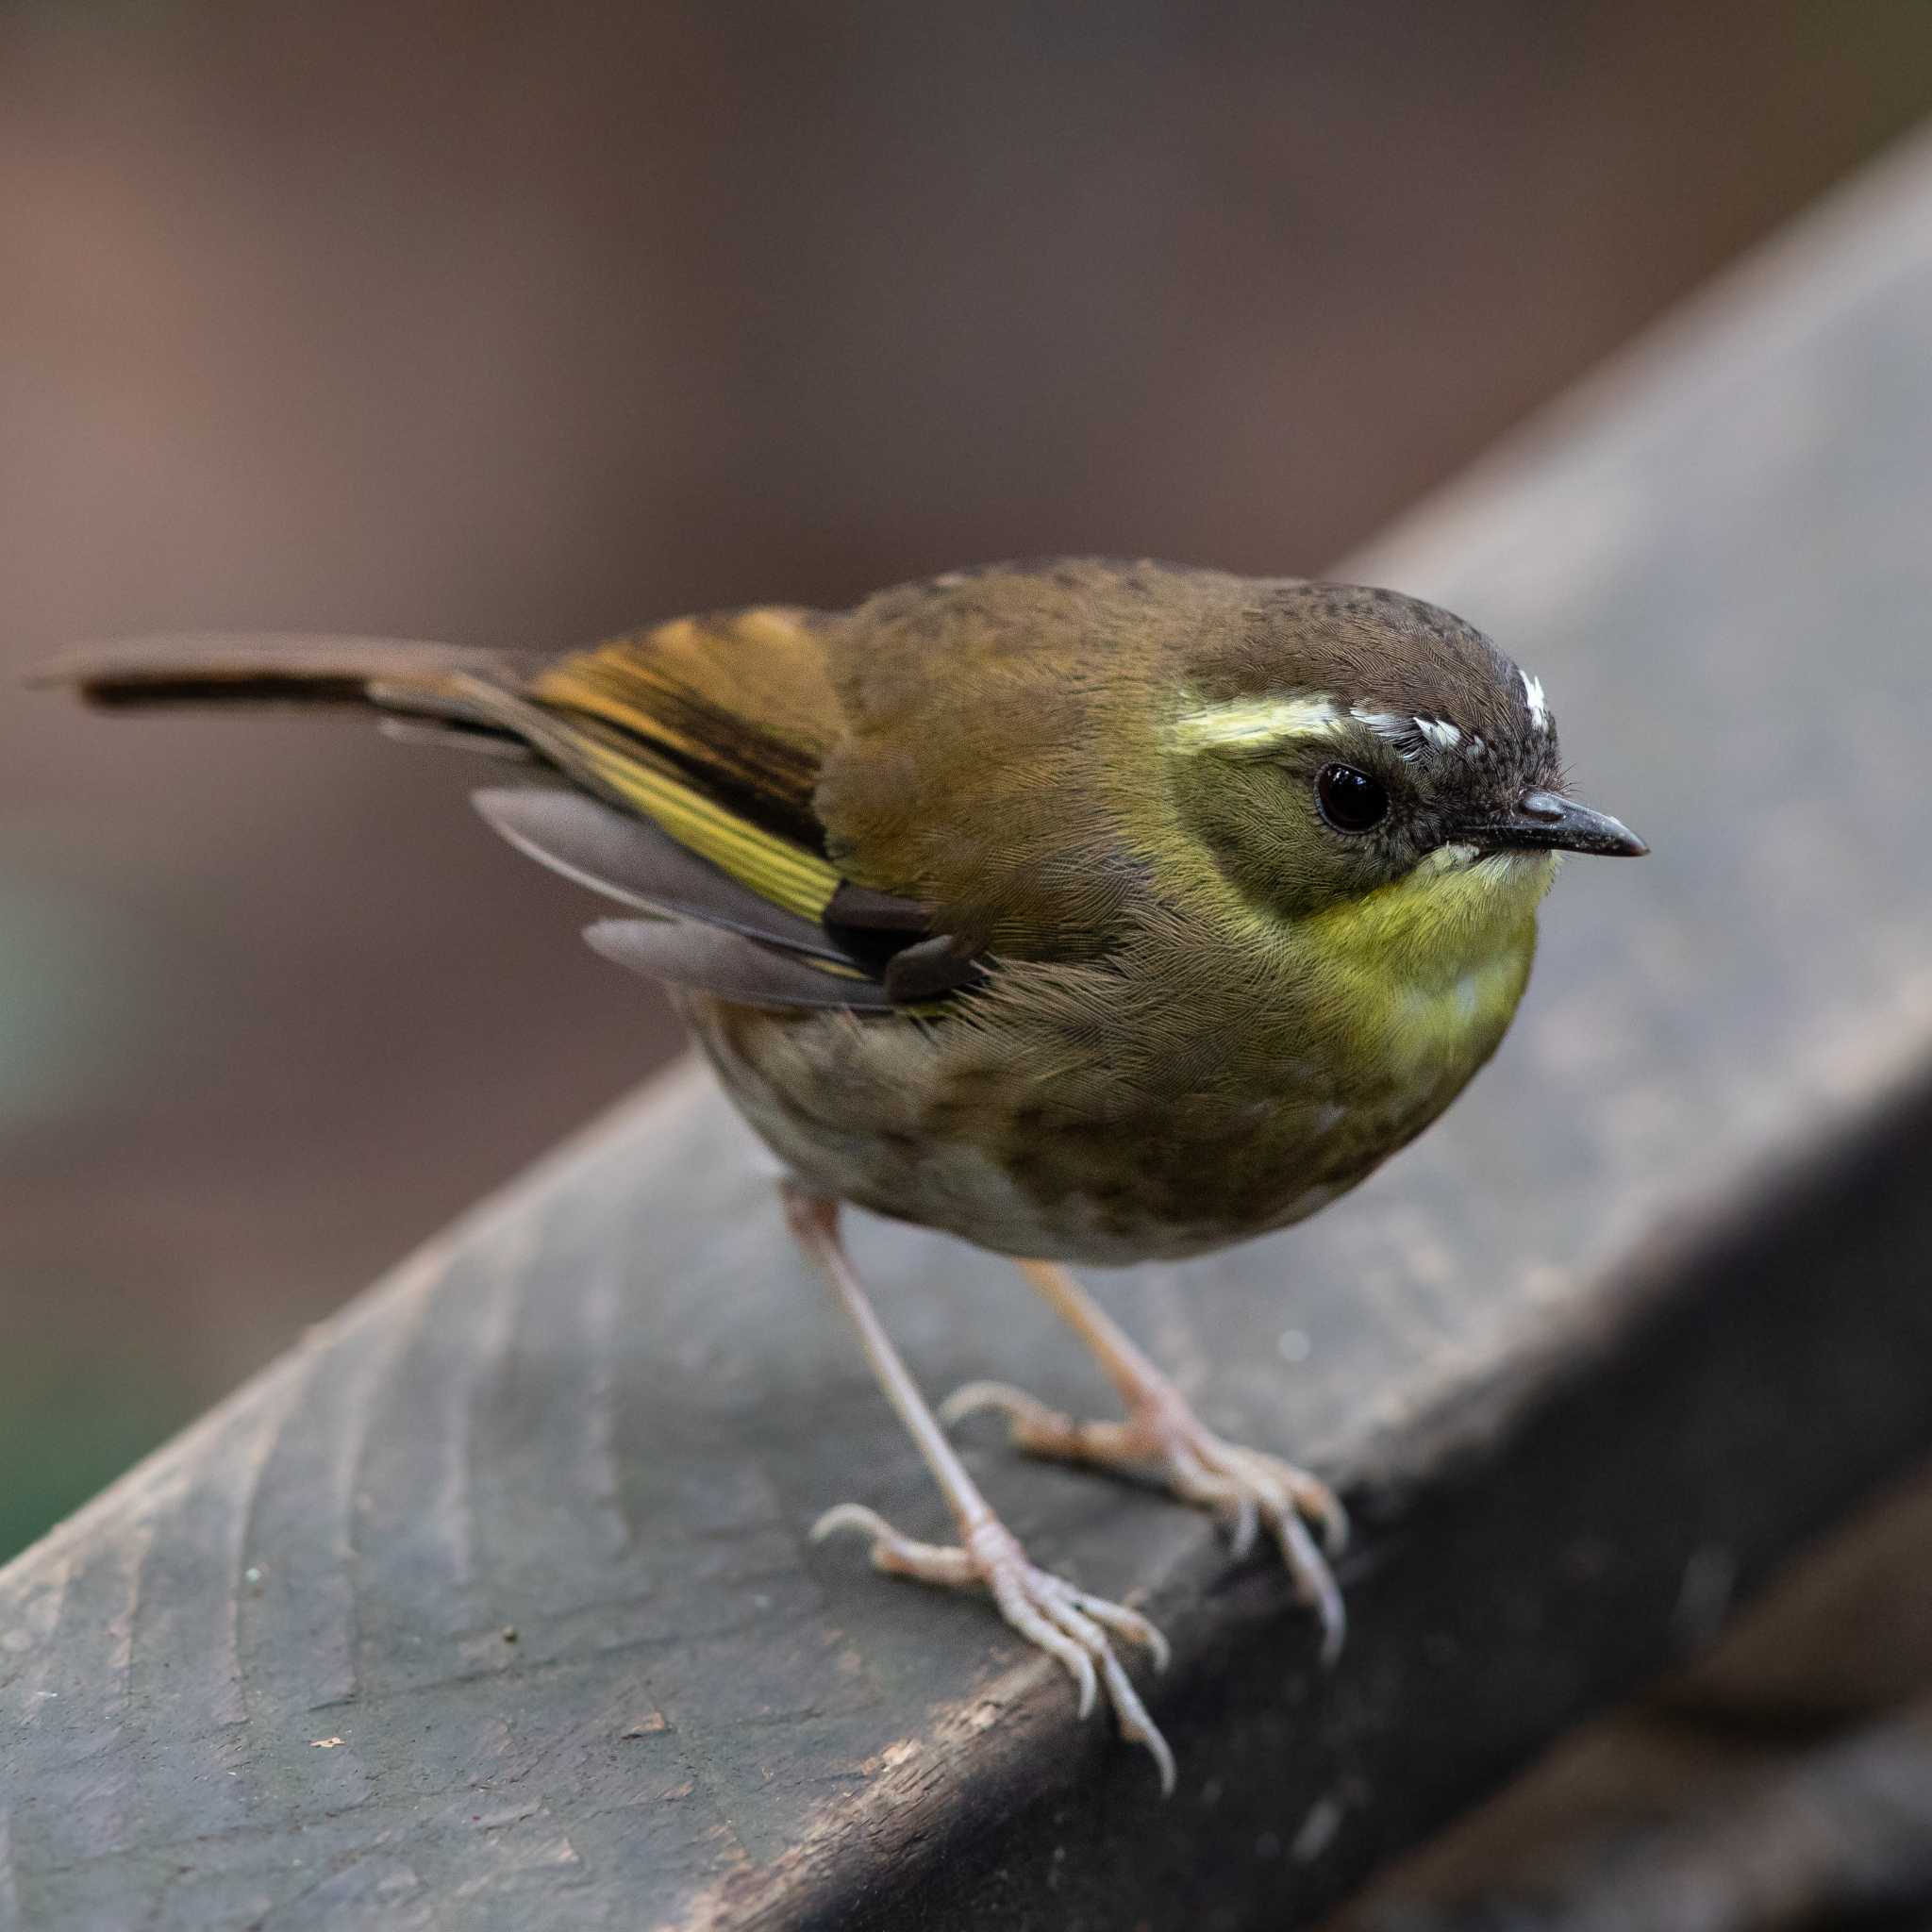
[4,0,1930,1561]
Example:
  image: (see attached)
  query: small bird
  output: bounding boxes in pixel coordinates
[42,558,1645,1791]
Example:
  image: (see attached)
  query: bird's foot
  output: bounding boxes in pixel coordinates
[940,1378,1349,1663]
[809,1501,1175,1794]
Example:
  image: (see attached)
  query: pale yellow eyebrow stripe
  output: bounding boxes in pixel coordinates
[1169,693,1351,754]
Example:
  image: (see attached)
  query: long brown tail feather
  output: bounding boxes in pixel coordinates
[29,634,514,714]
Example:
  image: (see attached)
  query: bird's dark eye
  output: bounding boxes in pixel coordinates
[1316,763,1389,833]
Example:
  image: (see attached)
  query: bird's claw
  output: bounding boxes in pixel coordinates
[941,1377,1349,1665]
[810,1499,1175,1795]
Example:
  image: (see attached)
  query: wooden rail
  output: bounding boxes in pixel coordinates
[8,129,1932,1931]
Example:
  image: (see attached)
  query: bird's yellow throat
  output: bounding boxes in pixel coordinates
[1301,848,1557,1076]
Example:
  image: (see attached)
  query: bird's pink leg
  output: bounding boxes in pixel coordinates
[784,1188,1174,1793]
[942,1259,1349,1663]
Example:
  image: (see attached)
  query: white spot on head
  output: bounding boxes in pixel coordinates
[1521,669,1550,731]
[1350,706,1424,761]
[1356,706,1477,764]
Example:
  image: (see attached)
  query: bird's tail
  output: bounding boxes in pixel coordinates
[29,632,531,749]
[35,621,961,1008]
[31,625,857,924]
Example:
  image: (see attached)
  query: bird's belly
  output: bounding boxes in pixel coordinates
[679,992,1473,1266]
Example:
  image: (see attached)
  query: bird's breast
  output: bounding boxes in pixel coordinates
[679,855,1551,1264]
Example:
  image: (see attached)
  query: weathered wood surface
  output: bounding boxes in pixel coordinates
[1387,1697,1932,1932]
[9,132,1932,1932]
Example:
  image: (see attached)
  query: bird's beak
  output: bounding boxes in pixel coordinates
[1472,790,1649,858]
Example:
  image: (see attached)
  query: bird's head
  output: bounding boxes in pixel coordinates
[1164,580,1645,941]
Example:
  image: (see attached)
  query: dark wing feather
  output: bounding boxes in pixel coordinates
[378,719,536,761]
[584,920,898,1010]
[529,609,834,852]
[472,787,849,962]
[516,610,968,1007]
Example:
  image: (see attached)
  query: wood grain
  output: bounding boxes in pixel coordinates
[9,130,1932,1931]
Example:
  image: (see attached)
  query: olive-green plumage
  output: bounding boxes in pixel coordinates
[678,559,1590,1259]
[42,557,1642,1264]
[42,554,1646,1789]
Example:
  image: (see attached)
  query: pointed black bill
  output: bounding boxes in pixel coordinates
[1474,790,1649,858]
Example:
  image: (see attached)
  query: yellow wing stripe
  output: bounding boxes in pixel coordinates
[438,664,843,928]
[569,727,842,924]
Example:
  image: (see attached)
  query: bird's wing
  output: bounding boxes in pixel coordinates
[41,611,974,1010]
[492,607,981,1007]
[518,607,843,927]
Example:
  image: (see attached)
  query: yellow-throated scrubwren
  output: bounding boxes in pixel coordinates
[43,557,1647,1790]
